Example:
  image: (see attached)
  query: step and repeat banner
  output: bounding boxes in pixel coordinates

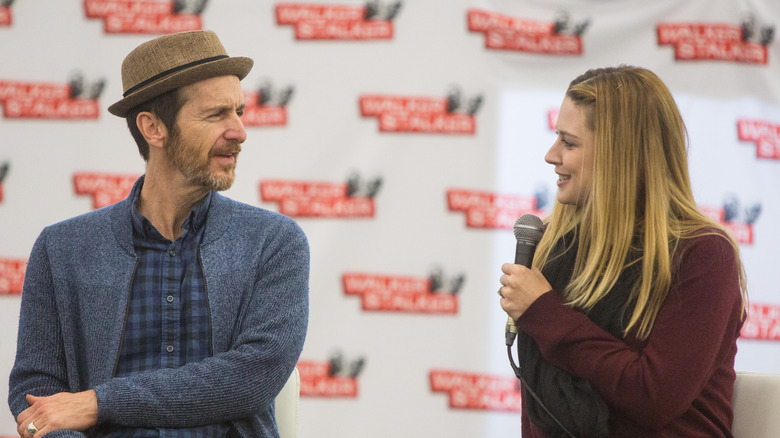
[1,1,779,437]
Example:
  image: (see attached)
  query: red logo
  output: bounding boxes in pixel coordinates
[73,173,139,210]
[0,162,8,204]
[342,269,463,314]
[360,87,481,135]
[242,81,294,127]
[657,16,774,64]
[737,118,780,160]
[430,369,522,412]
[741,302,780,341]
[468,9,587,55]
[0,3,12,26]
[548,108,559,130]
[298,353,364,398]
[700,198,760,245]
[0,258,26,296]
[0,74,104,119]
[275,1,401,40]
[447,188,548,230]
[84,0,204,34]
[260,173,381,218]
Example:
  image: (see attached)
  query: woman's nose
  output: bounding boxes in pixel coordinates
[544,142,561,165]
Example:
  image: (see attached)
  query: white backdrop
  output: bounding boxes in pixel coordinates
[1,1,779,437]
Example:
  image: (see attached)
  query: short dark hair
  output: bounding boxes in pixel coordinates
[125,88,184,161]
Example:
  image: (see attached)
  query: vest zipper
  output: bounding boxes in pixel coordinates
[112,257,139,377]
[197,245,214,356]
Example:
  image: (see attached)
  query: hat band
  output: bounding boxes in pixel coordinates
[122,55,229,97]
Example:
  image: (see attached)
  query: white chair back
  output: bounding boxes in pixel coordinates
[732,372,780,437]
[275,367,300,438]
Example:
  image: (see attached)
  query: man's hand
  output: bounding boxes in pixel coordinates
[16,390,98,437]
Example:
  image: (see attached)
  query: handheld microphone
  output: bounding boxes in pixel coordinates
[505,214,544,346]
[504,214,576,438]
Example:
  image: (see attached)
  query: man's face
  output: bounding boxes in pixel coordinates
[165,75,246,192]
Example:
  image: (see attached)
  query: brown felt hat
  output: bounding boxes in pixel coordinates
[108,30,253,117]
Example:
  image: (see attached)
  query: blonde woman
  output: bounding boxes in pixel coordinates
[498,66,747,437]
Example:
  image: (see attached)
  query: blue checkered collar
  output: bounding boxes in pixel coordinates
[128,175,213,242]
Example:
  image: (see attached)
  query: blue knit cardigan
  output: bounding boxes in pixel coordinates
[9,178,310,437]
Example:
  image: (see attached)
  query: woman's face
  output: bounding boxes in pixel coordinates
[545,96,595,207]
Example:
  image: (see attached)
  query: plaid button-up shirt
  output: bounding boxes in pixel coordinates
[99,190,229,437]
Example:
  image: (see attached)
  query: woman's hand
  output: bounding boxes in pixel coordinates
[498,263,553,320]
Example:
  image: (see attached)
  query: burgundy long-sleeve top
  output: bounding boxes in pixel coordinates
[516,232,744,437]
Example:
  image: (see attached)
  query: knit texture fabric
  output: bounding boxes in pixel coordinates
[516,229,743,437]
[9,177,310,437]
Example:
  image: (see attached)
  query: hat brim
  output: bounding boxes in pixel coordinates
[108,56,253,117]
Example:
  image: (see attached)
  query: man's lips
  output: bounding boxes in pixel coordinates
[212,151,238,165]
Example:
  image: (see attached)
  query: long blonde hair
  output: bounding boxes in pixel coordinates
[533,66,748,340]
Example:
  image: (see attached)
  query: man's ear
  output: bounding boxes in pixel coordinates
[136,111,168,150]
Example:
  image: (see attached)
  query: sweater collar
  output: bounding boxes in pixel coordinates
[110,175,233,254]
[128,177,212,242]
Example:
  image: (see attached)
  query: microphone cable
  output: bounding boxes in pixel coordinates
[505,214,577,437]
[507,342,577,438]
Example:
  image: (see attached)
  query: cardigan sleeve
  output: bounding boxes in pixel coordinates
[515,232,743,430]
[92,215,310,428]
[8,230,70,416]
[8,230,90,438]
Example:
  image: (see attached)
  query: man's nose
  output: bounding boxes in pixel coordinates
[226,113,247,144]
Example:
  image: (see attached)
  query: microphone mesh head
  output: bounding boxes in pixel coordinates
[514,214,544,244]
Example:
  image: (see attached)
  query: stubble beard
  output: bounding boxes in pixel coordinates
[165,129,240,192]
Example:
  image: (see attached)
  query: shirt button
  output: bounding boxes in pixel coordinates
[168,249,176,257]
[166,295,174,303]
[166,345,174,353]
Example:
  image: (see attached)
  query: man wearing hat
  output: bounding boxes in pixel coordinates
[9,30,309,437]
